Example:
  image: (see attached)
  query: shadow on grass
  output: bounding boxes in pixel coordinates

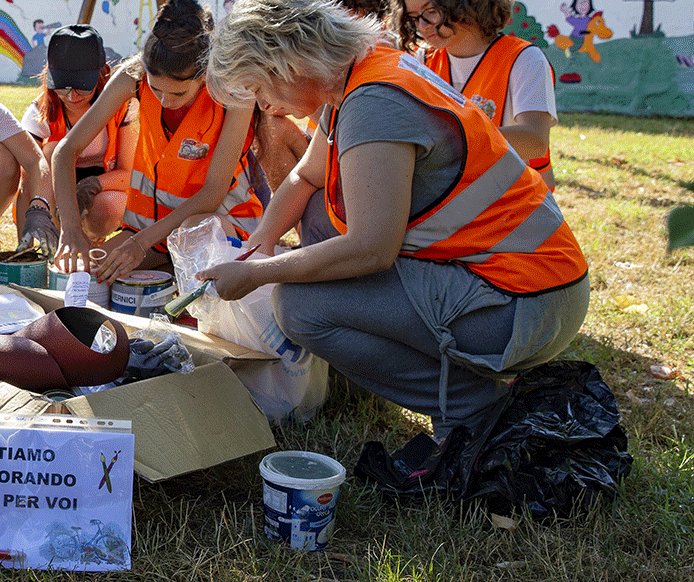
[557,153,694,197]
[124,333,693,580]
[562,332,693,445]
[558,111,694,139]
[141,331,693,510]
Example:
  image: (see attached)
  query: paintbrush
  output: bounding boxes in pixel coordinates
[164,243,262,318]
[3,246,41,262]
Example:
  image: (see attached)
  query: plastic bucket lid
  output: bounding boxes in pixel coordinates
[259,451,346,490]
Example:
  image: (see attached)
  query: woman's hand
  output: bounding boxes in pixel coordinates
[54,226,92,273]
[196,260,260,301]
[95,234,147,284]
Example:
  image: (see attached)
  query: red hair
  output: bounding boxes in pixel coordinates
[34,63,112,125]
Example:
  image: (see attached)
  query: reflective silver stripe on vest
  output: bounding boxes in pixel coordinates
[401,148,525,254]
[125,167,261,234]
[123,208,154,230]
[450,192,564,264]
[401,148,562,261]
[130,169,153,197]
[215,165,262,234]
[123,169,155,229]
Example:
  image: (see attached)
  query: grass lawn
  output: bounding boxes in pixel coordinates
[1,85,693,581]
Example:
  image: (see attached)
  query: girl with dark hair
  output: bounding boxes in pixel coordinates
[17,24,137,254]
[53,0,266,283]
[560,0,595,38]
[395,0,558,191]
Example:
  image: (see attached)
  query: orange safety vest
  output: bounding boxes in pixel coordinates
[123,80,263,249]
[45,100,130,172]
[425,35,554,182]
[325,47,586,296]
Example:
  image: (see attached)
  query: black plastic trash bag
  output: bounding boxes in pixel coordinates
[353,360,633,518]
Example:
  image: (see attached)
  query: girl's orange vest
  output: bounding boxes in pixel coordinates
[123,80,263,248]
[325,47,586,296]
[45,100,131,172]
[425,35,554,181]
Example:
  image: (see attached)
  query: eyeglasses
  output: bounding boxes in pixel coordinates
[54,87,95,96]
[405,7,443,30]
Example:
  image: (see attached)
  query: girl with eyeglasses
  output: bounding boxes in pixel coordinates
[395,0,558,191]
[52,0,267,283]
[20,24,138,253]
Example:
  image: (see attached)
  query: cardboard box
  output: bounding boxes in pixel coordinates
[0,284,277,482]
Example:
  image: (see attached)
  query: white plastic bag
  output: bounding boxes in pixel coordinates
[167,217,329,424]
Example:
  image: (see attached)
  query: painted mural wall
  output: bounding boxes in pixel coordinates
[0,0,232,84]
[502,1,694,117]
[1,0,693,117]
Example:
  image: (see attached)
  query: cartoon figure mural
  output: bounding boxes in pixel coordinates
[560,0,595,40]
[500,1,692,117]
[31,18,59,46]
[548,9,613,63]
[0,0,159,84]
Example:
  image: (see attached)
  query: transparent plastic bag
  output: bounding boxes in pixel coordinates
[167,218,329,424]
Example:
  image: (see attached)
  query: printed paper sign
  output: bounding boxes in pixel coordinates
[64,272,90,307]
[0,414,134,571]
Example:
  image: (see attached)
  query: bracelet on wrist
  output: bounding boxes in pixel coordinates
[129,235,147,257]
[29,196,50,210]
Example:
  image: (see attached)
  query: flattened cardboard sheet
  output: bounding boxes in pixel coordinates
[64,362,276,482]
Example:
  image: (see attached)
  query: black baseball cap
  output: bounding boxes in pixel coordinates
[46,24,106,91]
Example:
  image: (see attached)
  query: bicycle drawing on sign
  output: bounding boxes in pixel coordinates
[40,519,128,565]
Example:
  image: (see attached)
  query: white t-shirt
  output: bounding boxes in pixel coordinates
[447,46,557,128]
[0,102,24,142]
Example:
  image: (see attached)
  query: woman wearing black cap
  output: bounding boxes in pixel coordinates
[18,24,138,257]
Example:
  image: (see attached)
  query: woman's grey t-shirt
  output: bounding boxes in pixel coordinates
[318,83,589,381]
[320,84,464,217]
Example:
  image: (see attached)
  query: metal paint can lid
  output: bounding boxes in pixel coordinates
[115,270,173,287]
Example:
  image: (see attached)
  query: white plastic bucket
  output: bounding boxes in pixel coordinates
[259,451,346,551]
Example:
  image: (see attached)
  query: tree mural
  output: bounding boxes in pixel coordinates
[502,2,548,47]
[624,0,676,36]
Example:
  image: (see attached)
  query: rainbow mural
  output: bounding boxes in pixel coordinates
[0,10,30,68]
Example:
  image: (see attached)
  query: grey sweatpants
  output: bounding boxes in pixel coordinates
[276,193,590,439]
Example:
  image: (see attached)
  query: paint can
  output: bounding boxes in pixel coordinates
[110,270,176,318]
[259,450,346,551]
[48,261,110,308]
[0,251,48,289]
